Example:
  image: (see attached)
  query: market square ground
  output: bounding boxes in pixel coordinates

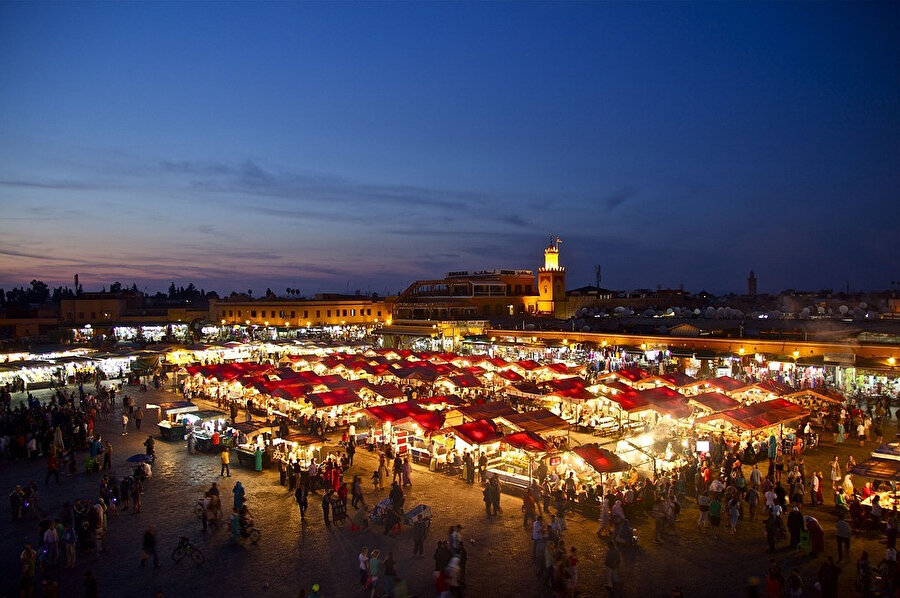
[0,383,892,598]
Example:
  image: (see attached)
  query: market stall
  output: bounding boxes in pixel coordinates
[184,409,229,451]
[555,443,631,490]
[153,401,200,440]
[271,431,324,477]
[486,430,550,489]
[444,419,504,471]
[227,421,275,469]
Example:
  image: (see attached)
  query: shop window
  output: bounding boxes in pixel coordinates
[270,310,275,318]
[229,310,233,317]
[342,309,347,317]
[351,309,356,316]
[316,310,320,318]
[251,310,257,318]
[279,310,285,319]
[367,309,371,316]
[377,311,381,317]
[327,310,331,317]
[303,311,308,318]
[238,310,242,318]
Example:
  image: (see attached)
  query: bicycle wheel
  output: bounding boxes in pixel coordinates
[190,548,205,565]
[172,547,185,562]
[249,528,261,545]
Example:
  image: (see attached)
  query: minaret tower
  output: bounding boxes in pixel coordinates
[537,236,566,316]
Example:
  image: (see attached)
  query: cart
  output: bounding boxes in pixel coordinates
[403,503,432,527]
[370,497,403,533]
[369,497,393,525]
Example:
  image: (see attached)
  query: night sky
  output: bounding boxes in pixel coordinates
[1,2,898,296]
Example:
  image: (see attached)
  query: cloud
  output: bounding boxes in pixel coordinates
[0,179,110,191]
[164,159,477,211]
[602,187,638,211]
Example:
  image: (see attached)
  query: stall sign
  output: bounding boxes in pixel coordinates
[549,456,561,466]
[696,440,710,453]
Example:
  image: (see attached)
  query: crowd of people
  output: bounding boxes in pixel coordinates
[5,382,163,598]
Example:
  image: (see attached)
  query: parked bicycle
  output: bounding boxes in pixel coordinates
[172,536,204,565]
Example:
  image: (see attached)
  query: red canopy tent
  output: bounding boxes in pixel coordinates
[571,443,630,474]
[503,430,550,453]
[439,374,484,389]
[494,369,525,382]
[450,419,504,446]
[305,389,361,409]
[695,398,809,430]
[689,391,741,413]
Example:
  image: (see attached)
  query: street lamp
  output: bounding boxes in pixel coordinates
[889,357,896,367]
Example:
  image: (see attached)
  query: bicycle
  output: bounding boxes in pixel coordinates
[172,536,204,565]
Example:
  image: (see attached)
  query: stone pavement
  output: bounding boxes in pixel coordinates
[0,384,892,598]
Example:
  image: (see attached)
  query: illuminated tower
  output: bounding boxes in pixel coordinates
[537,236,566,316]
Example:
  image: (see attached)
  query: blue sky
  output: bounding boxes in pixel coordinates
[1,1,898,296]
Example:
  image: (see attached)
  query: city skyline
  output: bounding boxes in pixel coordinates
[1,2,898,295]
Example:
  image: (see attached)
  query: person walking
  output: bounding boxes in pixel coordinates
[830,457,841,491]
[132,478,143,513]
[102,442,112,472]
[358,547,369,590]
[367,549,382,598]
[412,517,427,556]
[523,489,537,527]
[63,522,77,568]
[321,489,332,526]
[232,481,245,511]
[121,412,129,435]
[135,408,144,430]
[220,449,231,477]
[45,453,60,485]
[836,514,851,562]
[140,526,159,568]
[295,482,308,521]
[728,494,740,534]
[347,438,356,467]
[401,457,412,487]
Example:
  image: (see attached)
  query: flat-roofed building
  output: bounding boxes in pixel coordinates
[210,295,389,328]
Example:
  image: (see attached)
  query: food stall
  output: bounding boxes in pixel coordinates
[486,430,550,489]
[448,418,504,457]
[154,401,200,440]
[362,402,447,464]
[228,421,275,469]
[185,409,229,450]
[556,443,631,490]
[272,431,324,475]
[855,443,900,510]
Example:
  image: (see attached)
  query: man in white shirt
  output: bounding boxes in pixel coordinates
[764,489,777,510]
[532,516,543,558]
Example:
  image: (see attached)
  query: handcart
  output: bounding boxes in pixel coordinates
[403,503,432,531]
[370,497,402,533]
